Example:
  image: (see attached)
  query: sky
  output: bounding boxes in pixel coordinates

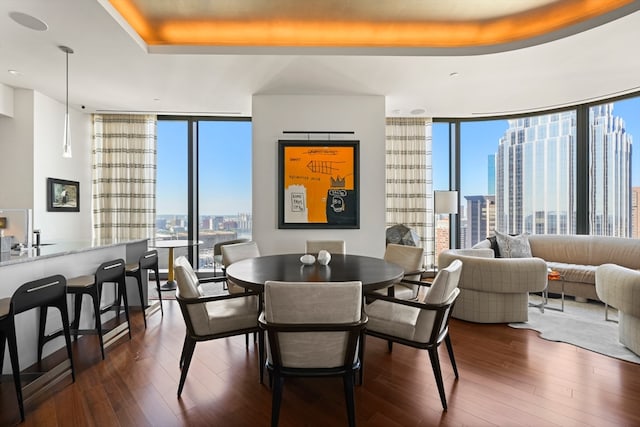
[432,97,640,198]
[156,97,640,216]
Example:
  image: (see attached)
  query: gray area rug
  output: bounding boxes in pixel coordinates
[509,297,640,364]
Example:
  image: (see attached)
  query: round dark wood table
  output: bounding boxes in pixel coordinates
[225,253,403,292]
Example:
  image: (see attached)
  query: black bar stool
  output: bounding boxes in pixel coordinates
[1,275,75,422]
[125,249,163,329]
[64,259,130,360]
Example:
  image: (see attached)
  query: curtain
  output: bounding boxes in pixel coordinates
[385,117,433,264]
[92,114,157,240]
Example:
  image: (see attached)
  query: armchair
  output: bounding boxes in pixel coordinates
[596,264,640,356]
[364,259,463,410]
[174,256,263,396]
[259,280,366,427]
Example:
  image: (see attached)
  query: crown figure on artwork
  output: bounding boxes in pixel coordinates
[331,176,346,187]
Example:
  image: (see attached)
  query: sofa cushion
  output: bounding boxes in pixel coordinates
[486,236,501,258]
[495,230,532,258]
[547,262,597,285]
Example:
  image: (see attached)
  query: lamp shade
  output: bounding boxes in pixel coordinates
[434,190,458,214]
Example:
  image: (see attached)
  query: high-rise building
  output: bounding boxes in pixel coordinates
[464,195,495,247]
[632,187,640,238]
[495,104,631,236]
[487,154,495,196]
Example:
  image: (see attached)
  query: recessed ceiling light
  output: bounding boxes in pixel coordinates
[9,11,48,31]
[410,108,426,115]
[449,72,460,78]
[391,109,401,115]
[8,69,22,76]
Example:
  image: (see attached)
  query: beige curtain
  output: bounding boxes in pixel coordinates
[385,117,433,264]
[92,114,157,240]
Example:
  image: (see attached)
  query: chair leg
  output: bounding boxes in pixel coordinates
[177,337,197,397]
[358,331,366,385]
[428,347,448,411]
[179,333,189,368]
[153,267,163,315]
[258,330,265,384]
[58,302,76,382]
[90,287,105,360]
[271,375,285,427]
[37,305,48,364]
[72,293,83,341]
[119,278,132,339]
[6,321,25,422]
[444,334,459,379]
[134,272,147,329]
[387,340,393,352]
[343,372,357,427]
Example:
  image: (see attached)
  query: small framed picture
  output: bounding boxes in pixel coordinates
[47,178,80,212]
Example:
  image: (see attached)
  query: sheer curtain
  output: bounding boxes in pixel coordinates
[92,114,157,240]
[385,117,433,265]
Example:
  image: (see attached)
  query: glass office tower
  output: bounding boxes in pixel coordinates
[495,104,631,236]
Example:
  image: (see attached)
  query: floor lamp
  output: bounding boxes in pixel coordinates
[433,190,458,269]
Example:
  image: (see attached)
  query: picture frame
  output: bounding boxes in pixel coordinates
[47,178,80,212]
[278,140,359,229]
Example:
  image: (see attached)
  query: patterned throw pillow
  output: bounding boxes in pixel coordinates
[494,230,532,258]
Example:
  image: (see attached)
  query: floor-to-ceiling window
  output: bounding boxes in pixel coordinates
[155,117,252,271]
[432,93,640,248]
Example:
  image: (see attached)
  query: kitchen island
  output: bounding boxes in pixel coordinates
[1,238,149,377]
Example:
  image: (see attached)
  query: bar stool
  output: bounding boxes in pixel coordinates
[1,275,75,422]
[125,249,163,329]
[65,259,130,360]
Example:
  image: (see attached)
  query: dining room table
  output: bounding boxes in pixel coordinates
[152,239,203,291]
[225,253,404,293]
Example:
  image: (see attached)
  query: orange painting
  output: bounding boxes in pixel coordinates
[280,141,358,228]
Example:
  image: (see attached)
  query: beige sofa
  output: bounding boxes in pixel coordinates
[595,264,640,356]
[439,234,640,323]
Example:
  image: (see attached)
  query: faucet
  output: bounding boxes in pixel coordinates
[33,229,41,247]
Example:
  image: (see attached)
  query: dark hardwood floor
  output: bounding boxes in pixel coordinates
[2,299,640,426]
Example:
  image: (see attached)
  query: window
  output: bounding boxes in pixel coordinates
[156,117,252,271]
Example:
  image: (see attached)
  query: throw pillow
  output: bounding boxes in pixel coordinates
[494,230,532,258]
[486,236,501,258]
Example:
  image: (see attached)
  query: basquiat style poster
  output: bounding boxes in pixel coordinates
[278,141,359,229]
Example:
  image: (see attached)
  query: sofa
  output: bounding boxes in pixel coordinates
[595,264,640,356]
[438,234,640,323]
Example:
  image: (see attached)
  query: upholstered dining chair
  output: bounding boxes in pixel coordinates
[213,238,250,284]
[305,240,346,255]
[378,243,425,300]
[363,259,463,411]
[174,256,263,396]
[259,280,367,427]
[221,241,261,294]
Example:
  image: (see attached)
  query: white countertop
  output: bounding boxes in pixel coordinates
[0,238,148,267]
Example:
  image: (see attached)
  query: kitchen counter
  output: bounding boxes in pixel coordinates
[0,238,148,267]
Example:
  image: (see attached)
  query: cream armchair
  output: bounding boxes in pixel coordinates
[596,264,640,356]
[438,249,548,323]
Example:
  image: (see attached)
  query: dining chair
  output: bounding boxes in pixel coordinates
[213,238,250,285]
[174,256,264,396]
[363,259,462,411]
[259,280,367,427]
[221,241,261,294]
[378,243,425,300]
[305,240,346,255]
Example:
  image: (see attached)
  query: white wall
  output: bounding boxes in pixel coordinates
[252,94,387,257]
[0,88,92,243]
[33,91,92,242]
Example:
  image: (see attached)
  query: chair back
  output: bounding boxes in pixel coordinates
[95,259,126,289]
[262,281,364,369]
[415,260,462,344]
[11,275,67,315]
[138,250,159,270]
[174,256,209,336]
[221,241,261,294]
[213,238,250,257]
[305,240,346,255]
[384,244,424,281]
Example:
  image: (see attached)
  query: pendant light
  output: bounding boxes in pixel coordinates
[59,45,74,158]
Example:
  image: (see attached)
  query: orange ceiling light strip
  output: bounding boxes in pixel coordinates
[108,0,634,47]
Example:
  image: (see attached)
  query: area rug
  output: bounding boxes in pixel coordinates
[509,297,640,364]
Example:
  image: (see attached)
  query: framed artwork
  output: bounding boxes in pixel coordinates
[47,178,80,212]
[278,140,359,229]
